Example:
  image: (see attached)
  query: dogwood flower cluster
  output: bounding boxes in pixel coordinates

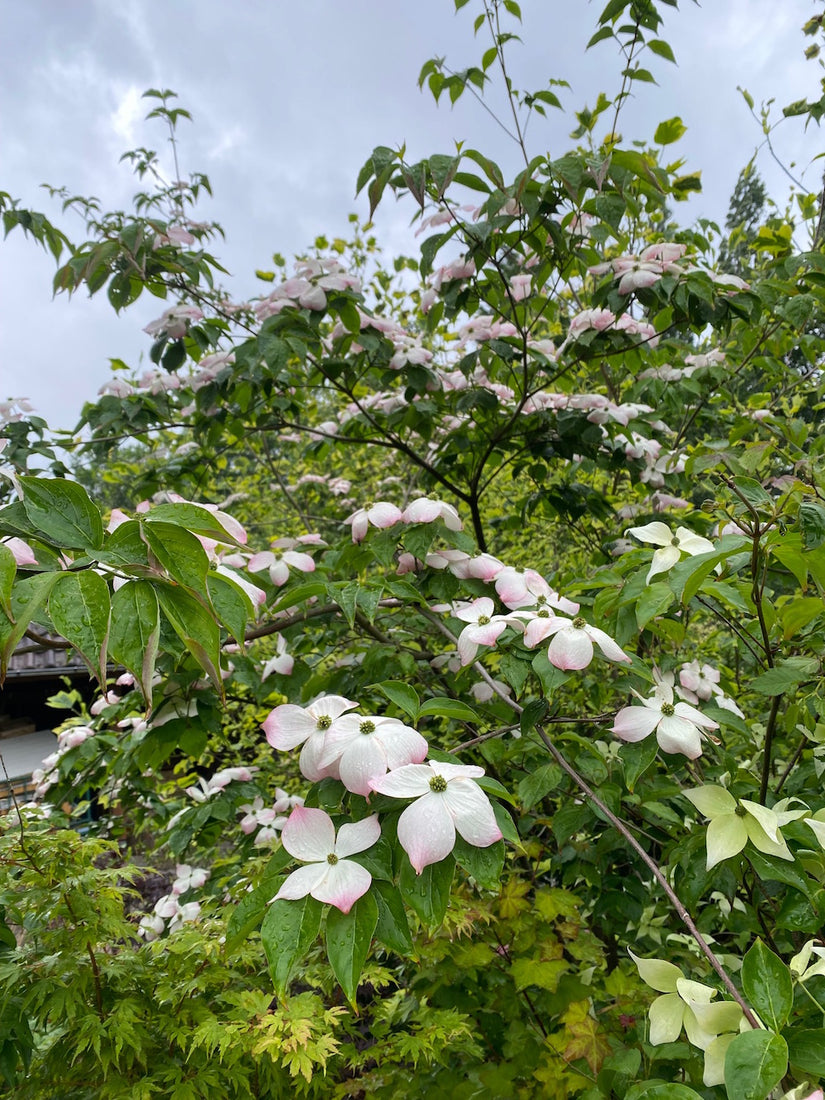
[138,863,209,941]
[185,766,257,802]
[612,671,719,759]
[589,242,688,295]
[629,950,748,1087]
[238,789,305,845]
[683,785,809,869]
[255,256,362,319]
[0,397,34,427]
[441,577,628,673]
[345,497,462,542]
[30,724,98,798]
[143,304,203,340]
[248,534,324,585]
[678,660,744,718]
[262,694,503,907]
[627,520,715,583]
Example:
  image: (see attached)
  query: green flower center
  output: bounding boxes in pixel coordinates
[671,537,680,547]
[538,609,550,618]
[477,614,491,626]
[360,720,376,735]
[572,616,586,630]
[429,775,448,793]
[327,853,339,865]
[735,805,748,818]
[316,715,332,730]
[536,595,546,606]
[661,702,675,716]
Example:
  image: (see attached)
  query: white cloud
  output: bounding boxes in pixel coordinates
[110,85,145,147]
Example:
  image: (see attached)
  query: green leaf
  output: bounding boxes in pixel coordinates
[0,543,15,616]
[492,801,520,844]
[723,1031,788,1100]
[98,520,150,569]
[499,652,530,694]
[373,680,420,721]
[0,572,59,677]
[156,584,223,690]
[653,116,687,145]
[261,896,322,1000]
[520,697,548,735]
[747,849,812,898]
[619,737,659,792]
[626,1085,704,1100]
[597,1050,642,1098]
[751,657,819,696]
[19,476,104,550]
[143,521,209,593]
[635,581,675,629]
[780,596,824,639]
[647,39,676,63]
[400,854,454,927]
[587,26,614,49]
[531,649,571,696]
[48,571,111,684]
[667,536,749,602]
[785,1027,825,1075]
[518,762,562,811]
[207,572,250,646]
[109,581,161,704]
[800,501,825,549]
[325,892,379,1006]
[143,502,245,545]
[418,696,481,722]
[224,849,293,953]
[732,476,773,511]
[453,836,504,890]
[372,881,413,955]
[741,940,793,1030]
[327,580,359,629]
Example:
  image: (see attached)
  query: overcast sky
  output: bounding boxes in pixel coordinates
[0,0,819,430]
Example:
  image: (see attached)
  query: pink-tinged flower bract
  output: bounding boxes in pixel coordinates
[611,677,718,759]
[453,597,514,666]
[523,614,630,671]
[627,521,714,584]
[370,761,502,874]
[345,501,404,543]
[263,695,358,781]
[273,807,380,913]
[320,714,428,796]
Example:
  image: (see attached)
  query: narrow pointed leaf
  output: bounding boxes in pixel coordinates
[400,854,454,927]
[0,544,15,616]
[207,573,250,647]
[49,571,111,684]
[143,521,209,593]
[109,581,161,704]
[723,1031,787,1100]
[18,476,104,550]
[741,940,793,1030]
[156,584,222,690]
[372,881,413,955]
[261,896,322,1000]
[325,892,379,1006]
[0,572,59,679]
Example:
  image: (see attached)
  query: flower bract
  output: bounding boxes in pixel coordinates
[273,807,380,913]
[369,760,501,874]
